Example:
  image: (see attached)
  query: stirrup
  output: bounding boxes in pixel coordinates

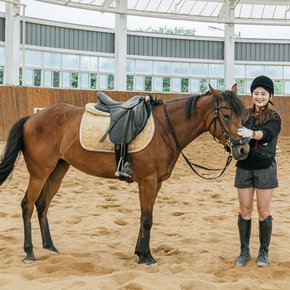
[115,161,133,178]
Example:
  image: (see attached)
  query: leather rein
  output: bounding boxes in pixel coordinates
[163,102,249,180]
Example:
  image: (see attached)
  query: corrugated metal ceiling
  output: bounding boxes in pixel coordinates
[11,0,290,25]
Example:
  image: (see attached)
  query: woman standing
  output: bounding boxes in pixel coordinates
[235,75,281,267]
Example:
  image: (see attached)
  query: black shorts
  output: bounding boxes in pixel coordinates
[234,162,278,189]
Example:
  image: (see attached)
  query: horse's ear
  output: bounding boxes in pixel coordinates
[231,83,238,94]
[209,84,219,96]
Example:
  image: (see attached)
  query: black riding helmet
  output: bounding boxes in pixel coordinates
[250,75,274,105]
[250,75,274,95]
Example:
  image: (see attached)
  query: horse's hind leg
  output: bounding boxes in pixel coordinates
[35,159,70,254]
[135,178,162,265]
[21,177,48,263]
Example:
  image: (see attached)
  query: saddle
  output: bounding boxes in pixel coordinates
[95,92,152,182]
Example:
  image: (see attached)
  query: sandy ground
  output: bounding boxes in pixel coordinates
[1,133,290,290]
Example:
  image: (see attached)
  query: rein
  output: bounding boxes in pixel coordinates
[163,102,242,180]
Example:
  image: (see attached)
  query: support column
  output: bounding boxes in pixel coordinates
[5,2,20,85]
[224,1,236,89]
[114,0,127,91]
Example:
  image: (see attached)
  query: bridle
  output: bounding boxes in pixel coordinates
[163,98,250,180]
[208,102,250,148]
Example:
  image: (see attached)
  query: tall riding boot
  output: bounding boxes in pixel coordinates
[235,214,251,267]
[256,215,273,267]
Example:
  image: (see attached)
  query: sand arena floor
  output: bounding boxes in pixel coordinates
[1,133,290,290]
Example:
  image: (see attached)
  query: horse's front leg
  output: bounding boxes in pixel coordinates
[135,178,162,265]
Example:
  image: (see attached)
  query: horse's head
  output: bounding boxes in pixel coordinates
[207,84,249,160]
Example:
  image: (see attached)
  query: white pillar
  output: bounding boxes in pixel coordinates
[114,0,127,91]
[5,3,20,85]
[224,1,235,89]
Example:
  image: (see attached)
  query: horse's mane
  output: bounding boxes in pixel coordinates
[185,90,245,119]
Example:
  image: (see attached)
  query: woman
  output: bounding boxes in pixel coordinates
[235,75,281,267]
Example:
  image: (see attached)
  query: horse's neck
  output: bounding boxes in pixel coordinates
[165,97,211,149]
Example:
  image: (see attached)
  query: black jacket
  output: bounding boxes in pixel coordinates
[236,112,281,170]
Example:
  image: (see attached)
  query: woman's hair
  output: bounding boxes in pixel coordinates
[243,104,276,126]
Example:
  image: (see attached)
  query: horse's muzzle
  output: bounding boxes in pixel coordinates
[232,144,250,160]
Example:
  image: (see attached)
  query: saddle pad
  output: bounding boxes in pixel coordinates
[79,106,155,153]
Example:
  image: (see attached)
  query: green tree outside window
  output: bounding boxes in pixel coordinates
[19,68,23,86]
[163,77,170,92]
[34,69,41,87]
[71,72,78,88]
[145,76,152,91]
[127,75,134,91]
[0,66,4,84]
[274,80,282,95]
[200,79,208,93]
[53,71,60,88]
[181,78,189,93]
[236,80,245,94]
[108,74,114,90]
[90,73,97,89]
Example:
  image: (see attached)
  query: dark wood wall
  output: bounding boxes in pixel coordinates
[0,86,289,140]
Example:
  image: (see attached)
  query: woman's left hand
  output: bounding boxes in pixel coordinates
[237,127,254,138]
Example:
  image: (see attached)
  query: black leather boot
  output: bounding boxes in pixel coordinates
[235,214,251,267]
[256,215,273,267]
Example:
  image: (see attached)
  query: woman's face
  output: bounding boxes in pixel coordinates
[252,87,272,111]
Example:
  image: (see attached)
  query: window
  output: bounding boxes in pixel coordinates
[172,78,181,92]
[191,63,208,77]
[136,60,153,74]
[246,65,264,78]
[44,70,52,87]
[163,77,170,92]
[26,50,42,67]
[108,74,114,90]
[81,73,89,89]
[273,80,282,95]
[135,76,144,91]
[44,52,61,69]
[234,65,246,78]
[126,60,134,74]
[284,81,290,94]
[0,66,3,84]
[127,75,133,91]
[154,61,171,75]
[99,58,114,73]
[90,73,97,89]
[209,64,224,77]
[34,69,41,86]
[265,66,282,79]
[53,71,60,88]
[63,54,79,70]
[181,78,189,93]
[172,63,189,76]
[190,79,199,92]
[0,47,4,66]
[153,77,163,91]
[62,72,70,88]
[144,76,152,91]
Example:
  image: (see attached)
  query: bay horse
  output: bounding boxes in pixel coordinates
[0,85,249,265]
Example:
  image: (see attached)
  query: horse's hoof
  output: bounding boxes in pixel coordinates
[138,256,157,266]
[45,246,59,254]
[23,255,36,264]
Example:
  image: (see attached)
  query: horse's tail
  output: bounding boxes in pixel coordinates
[0,116,30,185]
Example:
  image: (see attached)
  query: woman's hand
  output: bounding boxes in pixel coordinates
[237,127,254,138]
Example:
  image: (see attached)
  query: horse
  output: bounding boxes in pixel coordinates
[0,85,249,265]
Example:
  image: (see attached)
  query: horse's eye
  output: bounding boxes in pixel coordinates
[222,114,231,120]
